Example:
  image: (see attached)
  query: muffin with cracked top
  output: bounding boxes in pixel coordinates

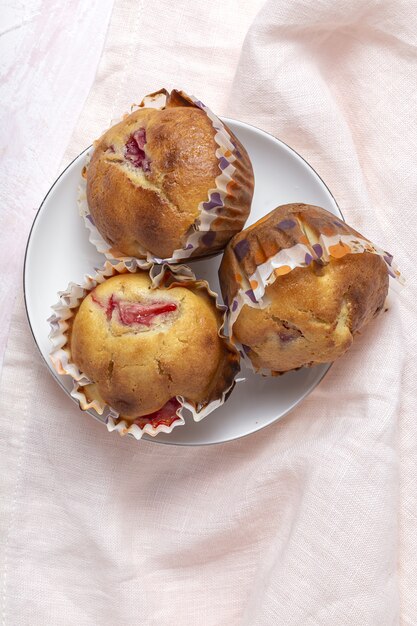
[85,89,254,262]
[219,204,390,374]
[67,271,239,425]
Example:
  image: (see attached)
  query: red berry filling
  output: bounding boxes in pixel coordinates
[125,128,150,171]
[91,293,117,320]
[91,292,177,326]
[117,301,177,326]
[133,398,181,430]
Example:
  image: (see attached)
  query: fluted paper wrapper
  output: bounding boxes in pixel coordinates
[49,261,239,440]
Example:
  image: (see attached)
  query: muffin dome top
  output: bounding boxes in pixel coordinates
[231,253,388,372]
[219,204,391,373]
[86,89,254,262]
[69,272,239,420]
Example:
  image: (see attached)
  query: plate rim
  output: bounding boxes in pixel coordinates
[23,117,342,446]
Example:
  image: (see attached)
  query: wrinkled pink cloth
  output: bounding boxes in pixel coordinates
[1,1,416,624]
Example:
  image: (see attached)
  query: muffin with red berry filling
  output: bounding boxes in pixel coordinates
[64,270,239,430]
[85,89,254,262]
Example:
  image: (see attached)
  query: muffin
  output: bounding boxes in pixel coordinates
[58,268,239,430]
[85,89,254,262]
[219,203,391,373]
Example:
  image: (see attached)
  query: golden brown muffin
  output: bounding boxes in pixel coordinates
[68,271,239,421]
[219,204,389,373]
[86,89,254,261]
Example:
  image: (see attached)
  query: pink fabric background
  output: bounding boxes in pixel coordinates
[1,1,416,624]
[0,0,114,370]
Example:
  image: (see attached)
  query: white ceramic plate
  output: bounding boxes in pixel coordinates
[24,118,341,446]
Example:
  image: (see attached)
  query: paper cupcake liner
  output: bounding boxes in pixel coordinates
[226,233,403,370]
[78,89,243,264]
[49,261,239,440]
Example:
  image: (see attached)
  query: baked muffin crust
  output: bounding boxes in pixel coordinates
[86,90,254,260]
[69,272,239,419]
[219,204,389,373]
